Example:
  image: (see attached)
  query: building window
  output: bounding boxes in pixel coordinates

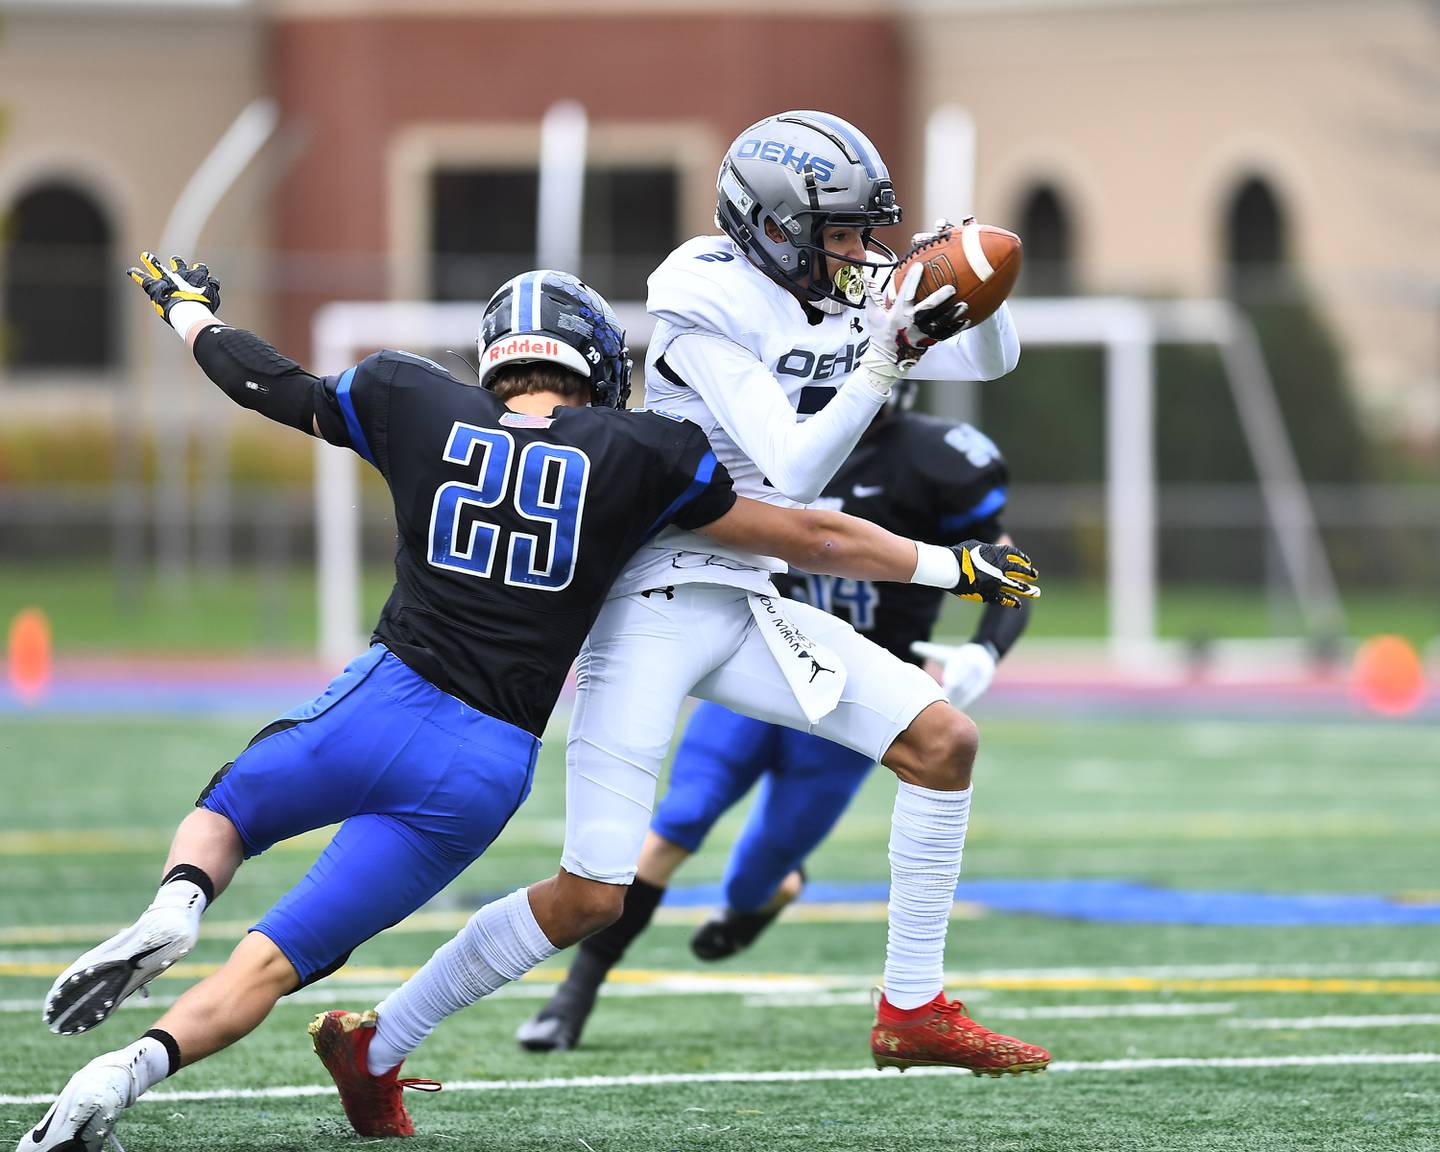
[1015,184,1073,295]
[1225,176,1287,297]
[2,182,116,371]
[430,166,678,303]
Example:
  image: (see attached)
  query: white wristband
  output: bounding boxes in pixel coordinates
[852,360,896,401]
[912,541,961,588]
[167,300,215,341]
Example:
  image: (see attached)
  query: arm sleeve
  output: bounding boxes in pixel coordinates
[311,353,393,475]
[912,301,1020,382]
[972,596,1031,660]
[661,331,885,504]
[648,419,737,536]
[190,324,320,435]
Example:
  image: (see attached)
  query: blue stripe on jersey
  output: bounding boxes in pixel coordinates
[335,366,377,467]
[939,486,1007,535]
[805,111,879,178]
[644,450,719,542]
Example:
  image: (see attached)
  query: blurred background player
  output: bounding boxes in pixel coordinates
[520,378,1029,1050]
[343,110,1049,1090]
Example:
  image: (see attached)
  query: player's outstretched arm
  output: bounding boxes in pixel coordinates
[694,498,1040,607]
[660,268,948,505]
[128,251,322,436]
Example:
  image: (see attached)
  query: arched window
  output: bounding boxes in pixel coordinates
[1225,176,1287,298]
[1016,184,1073,295]
[3,182,116,371]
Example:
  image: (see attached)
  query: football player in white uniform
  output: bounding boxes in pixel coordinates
[339,110,1047,1095]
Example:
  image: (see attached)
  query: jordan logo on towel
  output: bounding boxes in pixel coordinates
[748,595,847,725]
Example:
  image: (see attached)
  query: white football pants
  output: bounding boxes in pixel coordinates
[561,583,944,884]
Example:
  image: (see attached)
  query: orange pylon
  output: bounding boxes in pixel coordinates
[8,607,52,705]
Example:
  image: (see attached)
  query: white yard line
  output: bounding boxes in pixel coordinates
[737,994,1243,1019]
[3,957,1437,1014]
[950,961,1440,980]
[2,1053,1439,1107]
[989,1002,1240,1020]
[1231,1014,1440,1030]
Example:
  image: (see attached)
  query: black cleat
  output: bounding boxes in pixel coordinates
[690,869,805,961]
[515,967,603,1053]
[515,1011,585,1052]
[690,908,783,961]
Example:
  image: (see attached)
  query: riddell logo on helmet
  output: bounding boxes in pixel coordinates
[489,337,561,362]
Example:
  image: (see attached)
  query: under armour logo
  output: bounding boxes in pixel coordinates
[640,586,676,600]
[850,317,863,334]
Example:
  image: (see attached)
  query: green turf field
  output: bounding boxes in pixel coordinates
[1,710,1437,1150]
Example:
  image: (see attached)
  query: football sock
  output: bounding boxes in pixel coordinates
[576,877,665,969]
[877,990,947,1023]
[368,888,556,1076]
[141,1028,182,1078]
[117,1032,177,1097]
[153,864,213,921]
[538,878,666,1023]
[883,781,970,1010]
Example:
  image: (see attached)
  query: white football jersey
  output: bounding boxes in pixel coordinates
[610,235,1020,599]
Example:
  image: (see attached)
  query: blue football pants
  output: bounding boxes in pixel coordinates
[650,699,874,913]
[199,646,539,984]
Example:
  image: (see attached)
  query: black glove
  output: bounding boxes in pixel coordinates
[948,540,1040,609]
[906,222,971,344]
[914,287,969,343]
[127,251,220,324]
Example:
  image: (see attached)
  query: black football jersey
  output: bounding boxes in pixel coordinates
[774,411,1008,665]
[313,350,736,736]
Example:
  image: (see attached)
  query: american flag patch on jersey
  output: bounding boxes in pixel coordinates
[499,413,555,429]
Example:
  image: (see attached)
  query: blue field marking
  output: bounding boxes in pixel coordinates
[661,878,1440,927]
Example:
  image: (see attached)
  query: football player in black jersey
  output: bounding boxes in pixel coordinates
[21,257,1040,1152]
[518,380,1030,1052]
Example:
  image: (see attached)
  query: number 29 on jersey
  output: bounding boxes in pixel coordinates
[427,422,591,591]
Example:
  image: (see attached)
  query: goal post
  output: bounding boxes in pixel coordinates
[310,296,1342,670]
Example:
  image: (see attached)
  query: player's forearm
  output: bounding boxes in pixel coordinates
[666,334,883,504]
[190,323,320,436]
[172,304,219,349]
[756,381,886,503]
[970,598,1031,660]
[700,502,958,587]
[770,508,920,582]
[926,302,1020,381]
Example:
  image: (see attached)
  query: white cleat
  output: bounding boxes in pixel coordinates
[18,1053,138,1151]
[44,906,196,1035]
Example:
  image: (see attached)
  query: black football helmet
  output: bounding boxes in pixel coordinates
[478,270,633,409]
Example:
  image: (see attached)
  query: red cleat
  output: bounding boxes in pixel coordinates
[309,1009,441,1136]
[871,991,1051,1077]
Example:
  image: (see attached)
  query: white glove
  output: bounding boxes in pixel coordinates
[856,263,959,392]
[910,640,997,711]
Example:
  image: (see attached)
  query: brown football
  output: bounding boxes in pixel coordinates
[896,223,1022,329]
